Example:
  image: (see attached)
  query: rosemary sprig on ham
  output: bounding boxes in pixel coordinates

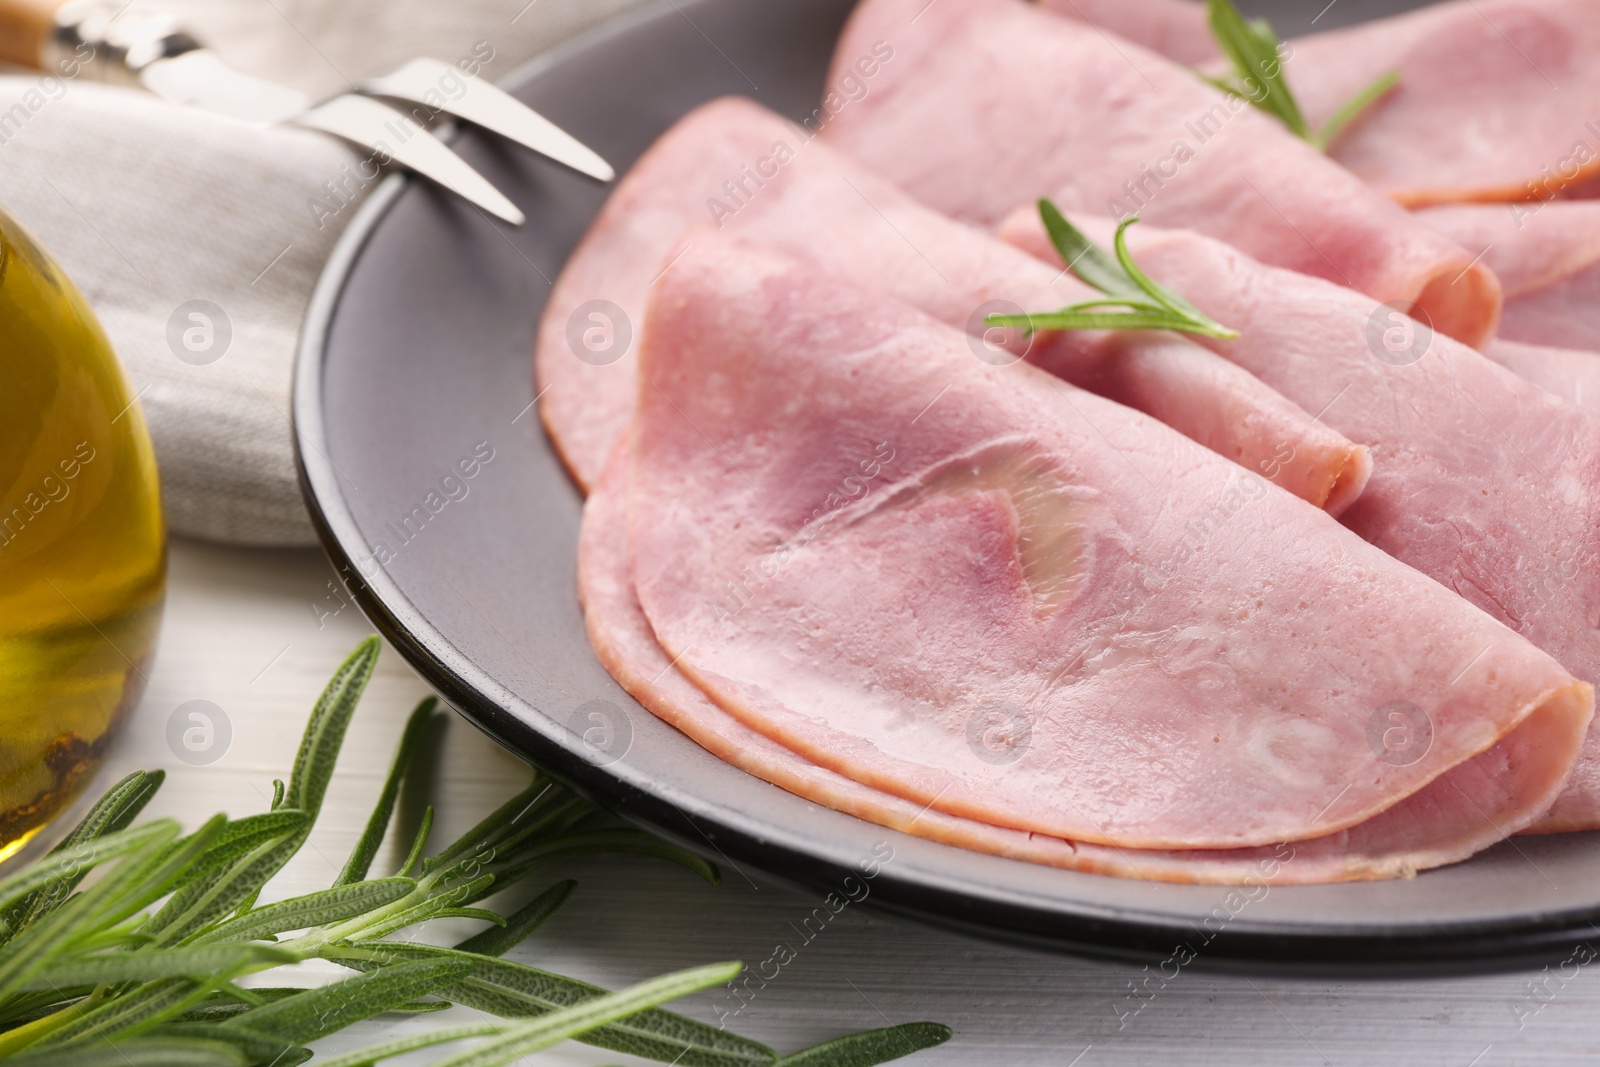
[984,200,1238,339]
[1204,0,1399,151]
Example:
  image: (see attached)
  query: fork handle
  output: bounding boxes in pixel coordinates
[0,0,199,83]
[0,0,62,68]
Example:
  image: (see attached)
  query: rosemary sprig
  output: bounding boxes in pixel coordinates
[0,638,950,1067]
[1204,0,1399,151]
[986,200,1237,339]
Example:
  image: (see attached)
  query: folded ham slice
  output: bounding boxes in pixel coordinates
[1004,208,1600,831]
[822,0,1500,345]
[1421,203,1600,352]
[536,98,1368,512]
[1041,0,1600,207]
[622,234,1589,854]
[584,436,1590,883]
[1483,338,1600,416]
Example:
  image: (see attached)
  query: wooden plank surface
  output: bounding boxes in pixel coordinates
[74,538,1600,1064]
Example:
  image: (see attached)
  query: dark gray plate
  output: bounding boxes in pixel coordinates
[293,0,1600,973]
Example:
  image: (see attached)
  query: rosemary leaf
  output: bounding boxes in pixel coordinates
[311,1023,504,1067]
[0,894,102,1007]
[0,822,179,921]
[1313,68,1401,150]
[172,988,305,1025]
[220,958,473,1045]
[81,815,228,935]
[209,636,385,926]
[454,879,576,957]
[422,778,553,876]
[986,204,1237,340]
[385,998,454,1015]
[195,878,416,946]
[1206,0,1308,138]
[395,806,435,879]
[1037,200,1144,302]
[151,1021,310,1066]
[32,977,224,1049]
[774,1023,953,1066]
[335,697,439,888]
[0,826,220,1009]
[986,308,1211,333]
[454,796,592,882]
[492,828,720,888]
[431,961,743,1067]
[0,992,95,1030]
[324,942,775,1067]
[17,944,295,992]
[351,875,498,943]
[0,771,165,943]
[283,636,381,820]
[143,813,310,945]
[1205,0,1399,151]
[7,1036,248,1067]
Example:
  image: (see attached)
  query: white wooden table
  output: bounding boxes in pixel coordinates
[84,537,1600,1065]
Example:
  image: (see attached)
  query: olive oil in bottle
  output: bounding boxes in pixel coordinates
[0,208,166,861]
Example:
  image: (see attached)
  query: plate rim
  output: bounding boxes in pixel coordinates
[291,0,1600,974]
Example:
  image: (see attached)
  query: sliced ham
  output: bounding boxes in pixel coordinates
[1038,0,1212,66]
[1042,0,1600,207]
[1420,202,1600,352]
[536,98,1368,511]
[822,0,1501,345]
[1483,338,1600,416]
[584,438,1590,884]
[623,234,1590,853]
[1004,208,1600,831]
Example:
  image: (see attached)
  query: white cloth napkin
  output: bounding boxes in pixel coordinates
[0,0,645,545]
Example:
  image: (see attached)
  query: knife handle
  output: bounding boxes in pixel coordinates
[0,0,198,82]
[0,0,62,68]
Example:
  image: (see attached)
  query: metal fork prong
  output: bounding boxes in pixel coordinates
[297,95,526,225]
[360,57,615,183]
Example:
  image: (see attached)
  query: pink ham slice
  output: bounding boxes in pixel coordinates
[1042,0,1600,207]
[1420,202,1600,352]
[622,234,1589,853]
[588,435,1587,883]
[585,436,1590,883]
[536,98,1368,512]
[1004,208,1600,831]
[1037,0,1213,66]
[821,0,1500,346]
[1483,338,1600,416]
[1238,0,1600,208]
